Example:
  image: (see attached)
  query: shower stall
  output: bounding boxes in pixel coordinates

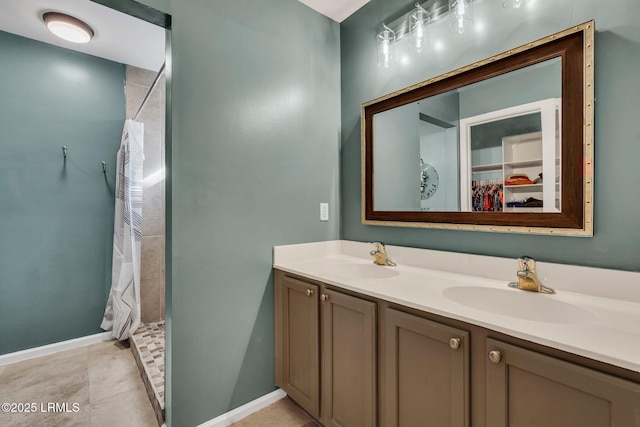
[120,63,167,426]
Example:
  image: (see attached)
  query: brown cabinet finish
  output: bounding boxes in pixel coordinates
[275,270,640,427]
[486,339,640,427]
[274,272,320,418]
[381,308,470,427]
[321,289,377,427]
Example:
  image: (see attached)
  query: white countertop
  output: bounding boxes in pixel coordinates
[273,240,640,374]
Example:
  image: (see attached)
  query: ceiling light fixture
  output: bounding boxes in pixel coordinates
[376,0,530,68]
[43,12,94,44]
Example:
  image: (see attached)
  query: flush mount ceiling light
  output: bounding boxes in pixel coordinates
[43,12,94,44]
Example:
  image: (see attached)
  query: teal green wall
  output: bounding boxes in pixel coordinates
[0,31,125,354]
[130,0,341,425]
[341,0,640,271]
[459,58,561,119]
[94,0,640,426]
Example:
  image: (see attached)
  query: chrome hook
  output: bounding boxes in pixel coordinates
[62,146,68,158]
[101,162,106,173]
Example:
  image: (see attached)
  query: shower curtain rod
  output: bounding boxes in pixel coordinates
[132,62,166,122]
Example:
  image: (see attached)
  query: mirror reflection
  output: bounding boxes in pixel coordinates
[373,57,561,213]
[363,22,593,234]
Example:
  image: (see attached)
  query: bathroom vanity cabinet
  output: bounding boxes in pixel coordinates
[274,274,321,418]
[380,307,469,427]
[275,270,640,427]
[275,271,377,426]
[321,288,376,427]
[485,339,640,427]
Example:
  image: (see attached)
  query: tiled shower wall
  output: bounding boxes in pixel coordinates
[125,65,166,323]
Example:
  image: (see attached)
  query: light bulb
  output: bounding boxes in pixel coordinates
[503,0,530,8]
[410,4,429,53]
[416,24,424,51]
[449,0,473,34]
[377,25,395,68]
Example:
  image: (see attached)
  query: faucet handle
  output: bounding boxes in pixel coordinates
[517,256,536,273]
[370,241,386,252]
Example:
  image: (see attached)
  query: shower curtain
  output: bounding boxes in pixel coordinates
[101,119,144,340]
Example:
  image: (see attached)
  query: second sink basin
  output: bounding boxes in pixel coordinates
[442,286,597,324]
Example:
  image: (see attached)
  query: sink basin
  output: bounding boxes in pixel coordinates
[442,286,596,324]
[323,263,399,279]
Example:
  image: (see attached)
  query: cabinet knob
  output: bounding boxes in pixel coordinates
[488,350,502,364]
[306,289,313,297]
[320,294,329,302]
[449,338,461,350]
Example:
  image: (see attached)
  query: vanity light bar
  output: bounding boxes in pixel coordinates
[383,0,453,42]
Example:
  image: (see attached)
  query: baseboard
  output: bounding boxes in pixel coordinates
[197,389,287,427]
[0,332,114,366]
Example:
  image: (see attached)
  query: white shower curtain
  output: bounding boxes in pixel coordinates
[101,119,144,340]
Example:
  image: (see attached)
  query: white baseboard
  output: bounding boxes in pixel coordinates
[0,332,114,366]
[197,389,287,427]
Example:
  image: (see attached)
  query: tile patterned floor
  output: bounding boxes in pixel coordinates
[130,322,165,425]
[0,340,158,427]
[230,398,320,427]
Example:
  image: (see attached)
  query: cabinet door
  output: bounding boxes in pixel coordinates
[381,308,470,427]
[321,289,377,427]
[486,338,640,427]
[275,274,320,418]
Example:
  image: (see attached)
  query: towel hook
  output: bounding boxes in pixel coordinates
[62,146,68,158]
[101,161,106,173]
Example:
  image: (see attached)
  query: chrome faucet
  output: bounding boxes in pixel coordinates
[508,256,555,294]
[370,242,397,267]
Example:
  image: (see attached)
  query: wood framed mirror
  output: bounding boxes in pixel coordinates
[362,21,594,236]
